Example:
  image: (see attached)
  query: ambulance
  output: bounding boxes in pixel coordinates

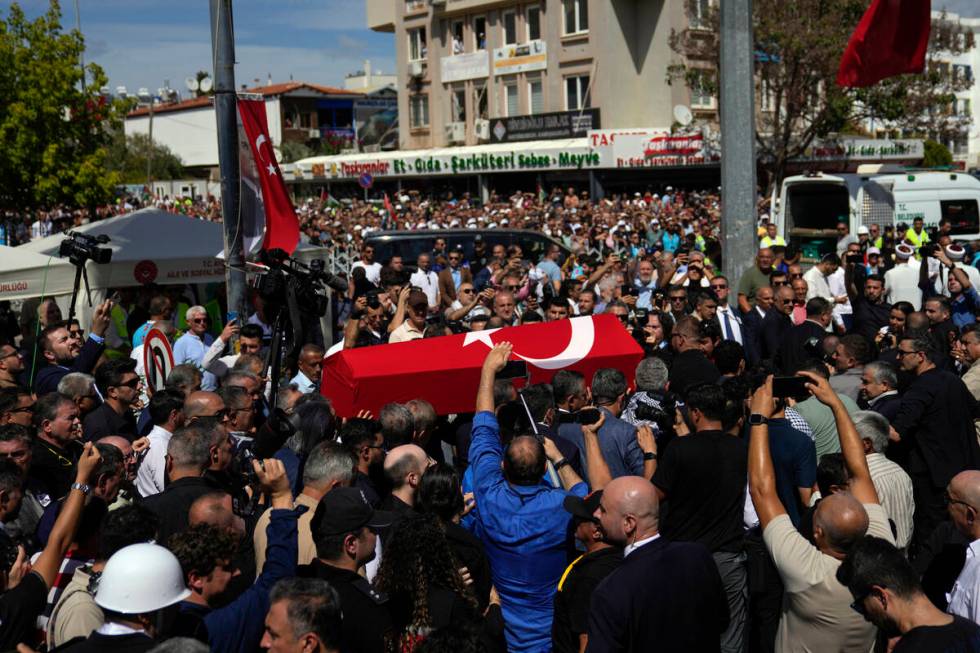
[774,166,980,261]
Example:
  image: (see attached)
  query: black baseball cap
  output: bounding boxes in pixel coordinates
[562,490,603,523]
[311,487,394,537]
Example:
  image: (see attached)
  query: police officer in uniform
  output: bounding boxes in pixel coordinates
[299,487,395,653]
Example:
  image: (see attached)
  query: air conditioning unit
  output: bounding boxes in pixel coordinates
[429,0,446,5]
[408,60,425,78]
[445,122,466,143]
[308,129,320,139]
[474,119,490,141]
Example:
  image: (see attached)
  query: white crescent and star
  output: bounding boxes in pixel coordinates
[254,134,278,177]
[462,315,596,370]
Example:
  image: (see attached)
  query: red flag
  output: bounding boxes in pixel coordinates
[383,192,394,220]
[238,100,300,255]
[321,315,644,417]
[836,0,931,87]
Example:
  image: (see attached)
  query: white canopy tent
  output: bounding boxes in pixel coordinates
[0,246,78,302]
[0,208,329,328]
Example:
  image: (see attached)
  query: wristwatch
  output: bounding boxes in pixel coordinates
[553,458,571,471]
[71,482,91,495]
[748,414,769,426]
[643,451,658,461]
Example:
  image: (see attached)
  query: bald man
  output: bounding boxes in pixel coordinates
[946,470,980,622]
[586,476,727,652]
[189,490,245,538]
[183,391,229,425]
[290,344,324,394]
[748,372,894,653]
[379,444,429,542]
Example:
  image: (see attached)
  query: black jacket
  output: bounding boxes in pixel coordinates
[56,632,156,653]
[34,336,104,396]
[741,307,767,365]
[760,312,793,365]
[586,537,728,653]
[142,475,220,543]
[775,320,827,374]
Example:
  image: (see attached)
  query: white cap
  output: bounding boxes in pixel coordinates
[857,226,870,235]
[867,247,881,255]
[946,244,966,261]
[501,218,509,225]
[895,244,915,260]
[96,543,190,614]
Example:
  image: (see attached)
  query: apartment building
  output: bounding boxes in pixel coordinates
[367,0,691,150]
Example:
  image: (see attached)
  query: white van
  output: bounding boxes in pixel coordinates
[775,167,980,260]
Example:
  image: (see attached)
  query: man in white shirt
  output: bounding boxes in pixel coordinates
[350,244,382,287]
[172,306,217,390]
[884,244,922,310]
[946,469,980,621]
[409,253,440,311]
[853,411,914,551]
[135,389,184,498]
[289,344,324,394]
[804,253,844,306]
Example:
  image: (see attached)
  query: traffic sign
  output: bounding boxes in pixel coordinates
[358,173,374,189]
[143,328,175,393]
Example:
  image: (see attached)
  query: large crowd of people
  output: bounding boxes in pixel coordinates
[0,182,978,653]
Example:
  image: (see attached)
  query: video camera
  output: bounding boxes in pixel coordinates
[59,232,112,266]
[251,249,348,319]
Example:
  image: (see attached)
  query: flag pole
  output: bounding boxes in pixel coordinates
[719,0,757,287]
[211,0,248,327]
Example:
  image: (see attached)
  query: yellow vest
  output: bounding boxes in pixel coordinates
[760,235,786,248]
[904,228,930,259]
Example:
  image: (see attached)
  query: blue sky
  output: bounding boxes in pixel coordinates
[4,0,978,99]
[7,0,396,96]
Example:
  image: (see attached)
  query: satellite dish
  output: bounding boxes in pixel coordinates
[199,77,213,93]
[115,86,128,98]
[185,77,199,91]
[673,105,693,126]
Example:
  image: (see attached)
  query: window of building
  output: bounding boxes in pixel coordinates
[405,0,426,12]
[503,10,517,45]
[690,0,711,28]
[563,0,588,35]
[408,27,427,61]
[475,84,488,119]
[690,70,715,108]
[474,16,487,50]
[410,94,429,128]
[528,77,544,114]
[505,81,519,116]
[527,6,541,41]
[451,20,464,54]
[565,74,590,110]
[451,86,467,123]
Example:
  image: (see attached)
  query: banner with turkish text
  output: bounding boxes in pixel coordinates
[321,314,644,417]
[836,0,931,87]
[238,99,300,255]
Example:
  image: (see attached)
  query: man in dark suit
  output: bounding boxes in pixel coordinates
[586,476,728,653]
[741,286,773,365]
[33,300,112,396]
[775,296,832,374]
[437,246,473,309]
[861,361,900,420]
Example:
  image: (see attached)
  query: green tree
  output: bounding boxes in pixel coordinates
[279,140,313,163]
[105,129,185,184]
[668,1,974,189]
[921,139,953,168]
[0,1,127,210]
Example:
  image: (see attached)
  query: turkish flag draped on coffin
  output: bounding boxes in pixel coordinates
[321,314,644,417]
[836,0,931,88]
[238,99,301,255]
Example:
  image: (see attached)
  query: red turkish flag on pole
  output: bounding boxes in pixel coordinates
[836,0,931,88]
[238,99,300,255]
[320,314,644,417]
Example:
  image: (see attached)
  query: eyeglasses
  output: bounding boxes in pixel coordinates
[449,255,461,261]
[190,317,208,324]
[850,590,874,618]
[0,449,29,461]
[460,288,475,294]
[0,349,19,360]
[895,349,919,359]
[69,330,84,339]
[710,284,728,290]
[669,296,686,302]
[773,280,789,286]
[945,491,976,511]
[505,285,520,291]
[116,378,141,389]
[614,313,629,323]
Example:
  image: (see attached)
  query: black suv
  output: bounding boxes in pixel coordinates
[363,229,570,268]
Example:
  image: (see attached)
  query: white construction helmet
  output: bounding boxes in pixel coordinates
[95,543,190,614]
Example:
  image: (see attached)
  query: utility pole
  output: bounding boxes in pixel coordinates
[719,0,758,287]
[74,0,85,90]
[210,0,247,325]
